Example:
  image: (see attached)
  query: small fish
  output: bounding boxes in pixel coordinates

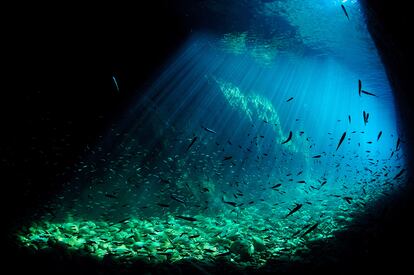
[112,75,120,92]
[363,111,367,125]
[343,197,352,204]
[202,126,217,134]
[297,180,306,183]
[222,197,237,207]
[377,131,382,141]
[223,156,233,161]
[104,193,117,199]
[170,194,185,204]
[282,131,293,144]
[109,217,130,226]
[341,4,350,21]
[396,137,401,151]
[361,90,377,97]
[336,132,347,151]
[271,183,282,189]
[189,234,200,239]
[312,155,322,158]
[301,223,319,237]
[286,97,294,102]
[157,203,170,207]
[358,79,362,96]
[175,215,197,222]
[393,168,406,180]
[348,115,351,124]
[285,203,302,218]
[186,136,198,151]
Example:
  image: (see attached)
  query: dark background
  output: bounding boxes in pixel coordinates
[2,1,413,274]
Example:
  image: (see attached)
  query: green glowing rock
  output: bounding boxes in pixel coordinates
[62,223,79,234]
[132,241,146,249]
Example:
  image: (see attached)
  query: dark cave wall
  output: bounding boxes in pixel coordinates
[361,0,413,171]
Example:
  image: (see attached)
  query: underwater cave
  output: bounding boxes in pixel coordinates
[3,0,413,274]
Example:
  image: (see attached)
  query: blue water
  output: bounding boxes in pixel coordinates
[19,0,408,265]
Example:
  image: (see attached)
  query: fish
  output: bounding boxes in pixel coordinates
[281,131,293,144]
[271,183,282,189]
[157,203,170,207]
[341,4,350,21]
[186,136,198,151]
[348,115,351,124]
[363,111,367,125]
[286,97,294,102]
[361,90,377,96]
[343,197,352,204]
[109,217,130,226]
[112,75,120,92]
[393,168,406,180]
[358,79,362,96]
[222,197,237,207]
[377,131,382,141]
[336,132,347,151]
[223,156,233,161]
[104,193,117,199]
[396,137,401,151]
[297,180,306,183]
[175,215,197,222]
[202,126,217,134]
[301,223,319,237]
[285,203,302,218]
[312,155,322,158]
[292,224,312,237]
[189,234,200,239]
[170,194,185,204]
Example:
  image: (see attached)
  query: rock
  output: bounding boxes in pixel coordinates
[62,223,78,234]
[230,239,254,260]
[132,241,146,250]
[252,236,266,251]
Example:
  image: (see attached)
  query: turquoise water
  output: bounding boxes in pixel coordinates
[18,0,407,266]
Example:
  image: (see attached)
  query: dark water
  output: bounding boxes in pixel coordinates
[15,0,408,269]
